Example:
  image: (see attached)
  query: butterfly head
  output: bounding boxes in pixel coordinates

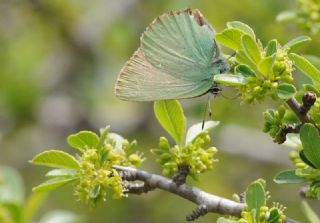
[216,58,230,74]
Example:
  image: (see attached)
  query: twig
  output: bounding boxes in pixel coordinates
[286,92,316,124]
[172,164,190,185]
[113,165,300,223]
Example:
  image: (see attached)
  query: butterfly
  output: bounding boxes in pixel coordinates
[115,8,229,101]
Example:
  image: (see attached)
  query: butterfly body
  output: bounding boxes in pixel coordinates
[115,8,228,101]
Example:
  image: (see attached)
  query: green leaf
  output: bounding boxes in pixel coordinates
[300,150,317,169]
[246,181,265,222]
[214,73,247,86]
[0,166,24,205]
[227,21,255,38]
[24,192,48,223]
[289,53,320,84]
[284,36,311,53]
[258,55,275,76]
[300,124,320,168]
[67,131,99,152]
[154,100,186,144]
[301,200,320,223]
[241,34,262,63]
[185,121,219,144]
[235,64,256,77]
[265,39,278,56]
[276,83,296,99]
[303,55,320,71]
[33,177,78,192]
[45,169,77,178]
[31,150,79,169]
[303,84,320,97]
[236,50,257,69]
[217,218,239,223]
[268,208,281,223]
[274,169,307,184]
[97,126,110,151]
[276,10,296,22]
[215,28,245,50]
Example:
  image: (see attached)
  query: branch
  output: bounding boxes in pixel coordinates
[286,93,316,124]
[113,165,300,223]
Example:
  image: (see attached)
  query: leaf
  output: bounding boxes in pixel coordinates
[235,64,256,77]
[303,84,320,97]
[289,53,320,84]
[32,177,78,192]
[154,100,186,144]
[217,218,239,223]
[300,124,320,168]
[31,150,79,169]
[301,200,320,223]
[214,73,247,86]
[284,36,311,53]
[241,34,262,63]
[276,83,296,99]
[108,133,124,148]
[265,39,278,56]
[236,50,257,69]
[227,21,255,38]
[268,208,281,223]
[215,28,245,50]
[97,126,110,151]
[300,150,317,169]
[0,166,24,205]
[185,121,220,144]
[283,133,301,148]
[258,55,275,76]
[67,131,99,152]
[38,210,84,223]
[24,191,48,223]
[246,181,265,222]
[276,11,296,22]
[303,55,320,71]
[45,169,77,178]
[274,169,306,184]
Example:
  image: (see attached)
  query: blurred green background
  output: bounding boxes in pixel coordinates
[0,0,319,222]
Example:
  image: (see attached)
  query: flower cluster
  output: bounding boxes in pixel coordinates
[74,133,144,207]
[296,0,320,34]
[238,46,294,103]
[31,127,144,207]
[151,131,218,179]
[263,106,287,143]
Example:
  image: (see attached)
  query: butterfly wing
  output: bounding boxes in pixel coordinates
[115,9,225,101]
[141,8,222,81]
[115,48,213,101]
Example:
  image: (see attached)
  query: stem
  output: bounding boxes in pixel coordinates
[286,98,311,123]
[113,165,300,223]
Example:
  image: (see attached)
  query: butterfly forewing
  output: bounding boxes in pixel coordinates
[141,9,219,81]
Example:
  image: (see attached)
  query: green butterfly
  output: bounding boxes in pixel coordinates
[115,8,229,101]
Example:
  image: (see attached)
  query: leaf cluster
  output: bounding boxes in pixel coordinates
[31,127,144,207]
[218,179,286,223]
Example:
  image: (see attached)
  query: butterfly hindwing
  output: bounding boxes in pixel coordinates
[115,48,213,101]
